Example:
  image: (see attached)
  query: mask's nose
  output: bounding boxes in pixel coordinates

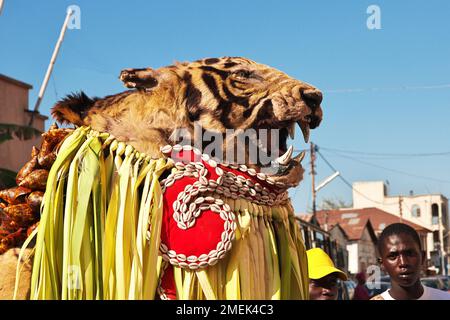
[302,89,323,105]
[302,89,323,129]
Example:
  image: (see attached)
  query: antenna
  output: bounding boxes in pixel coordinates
[315,171,340,193]
[29,7,74,126]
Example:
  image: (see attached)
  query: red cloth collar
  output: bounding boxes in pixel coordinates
[158,145,288,299]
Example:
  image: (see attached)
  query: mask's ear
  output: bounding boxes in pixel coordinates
[51,91,97,126]
[119,67,159,90]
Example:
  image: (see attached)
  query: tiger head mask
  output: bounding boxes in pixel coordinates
[52,57,323,190]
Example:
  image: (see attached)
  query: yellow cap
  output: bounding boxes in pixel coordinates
[306,248,348,281]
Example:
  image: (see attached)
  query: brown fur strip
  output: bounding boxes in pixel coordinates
[51,92,98,126]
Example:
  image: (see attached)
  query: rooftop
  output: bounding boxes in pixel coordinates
[0,74,33,90]
[313,207,431,240]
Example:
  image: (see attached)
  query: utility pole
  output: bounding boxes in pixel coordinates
[310,142,317,216]
[437,205,444,275]
[399,196,403,223]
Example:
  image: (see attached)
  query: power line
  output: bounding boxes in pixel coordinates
[319,146,450,158]
[323,83,450,94]
[52,74,59,100]
[294,148,309,153]
[316,149,338,172]
[321,149,450,184]
[316,150,389,206]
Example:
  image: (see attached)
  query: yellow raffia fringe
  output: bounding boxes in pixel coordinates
[20,126,309,300]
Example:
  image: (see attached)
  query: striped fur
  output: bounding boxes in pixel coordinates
[51,57,323,161]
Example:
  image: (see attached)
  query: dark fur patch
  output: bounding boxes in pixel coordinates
[255,100,275,126]
[184,72,203,122]
[243,108,253,118]
[204,58,220,65]
[199,66,229,79]
[201,73,222,102]
[218,101,232,127]
[224,62,238,68]
[222,85,249,108]
[51,91,98,126]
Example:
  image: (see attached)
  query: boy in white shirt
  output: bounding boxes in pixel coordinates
[371,223,450,300]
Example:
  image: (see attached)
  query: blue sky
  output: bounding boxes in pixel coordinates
[1,0,449,213]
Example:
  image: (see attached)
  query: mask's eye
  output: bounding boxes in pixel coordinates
[233,70,252,79]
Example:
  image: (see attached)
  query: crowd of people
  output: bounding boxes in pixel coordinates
[306,223,450,300]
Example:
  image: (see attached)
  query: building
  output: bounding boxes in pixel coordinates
[297,214,350,274]
[315,207,432,274]
[0,74,47,174]
[353,181,449,274]
[327,224,349,274]
[315,211,378,274]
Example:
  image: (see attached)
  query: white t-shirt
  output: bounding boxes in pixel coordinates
[380,285,450,300]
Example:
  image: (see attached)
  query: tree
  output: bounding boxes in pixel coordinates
[318,197,352,210]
